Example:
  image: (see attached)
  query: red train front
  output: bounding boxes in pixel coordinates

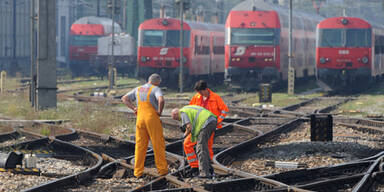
[316,17,384,91]
[69,16,121,76]
[225,11,281,88]
[137,18,225,87]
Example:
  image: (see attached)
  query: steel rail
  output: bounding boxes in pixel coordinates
[21,139,103,192]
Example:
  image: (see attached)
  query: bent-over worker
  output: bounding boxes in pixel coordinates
[171,105,217,178]
[189,80,228,160]
[122,73,168,178]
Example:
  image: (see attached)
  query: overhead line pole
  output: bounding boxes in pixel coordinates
[288,0,294,95]
[36,0,57,110]
[30,0,36,107]
[179,0,184,93]
[12,0,17,74]
[109,0,116,90]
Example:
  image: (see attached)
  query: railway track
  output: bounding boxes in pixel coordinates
[5,81,384,191]
[0,123,45,148]
[214,116,384,191]
[61,147,184,191]
[57,129,136,160]
[0,138,102,192]
[280,96,352,115]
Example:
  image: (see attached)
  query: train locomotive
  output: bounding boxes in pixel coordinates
[316,17,384,91]
[225,0,322,89]
[137,18,225,88]
[69,16,122,76]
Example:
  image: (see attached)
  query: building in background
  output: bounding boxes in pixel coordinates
[0,0,31,75]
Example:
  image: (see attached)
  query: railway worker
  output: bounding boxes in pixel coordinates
[189,80,229,159]
[121,73,168,178]
[171,106,217,178]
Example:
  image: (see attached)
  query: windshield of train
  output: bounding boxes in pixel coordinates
[230,28,278,45]
[140,30,190,47]
[70,35,100,46]
[318,28,371,47]
[142,30,164,47]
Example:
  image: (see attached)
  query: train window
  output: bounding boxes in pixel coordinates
[70,35,100,46]
[213,37,225,54]
[165,30,190,47]
[141,30,164,47]
[346,29,371,47]
[230,28,278,45]
[318,29,342,47]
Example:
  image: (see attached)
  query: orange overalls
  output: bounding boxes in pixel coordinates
[185,89,228,167]
[134,85,168,177]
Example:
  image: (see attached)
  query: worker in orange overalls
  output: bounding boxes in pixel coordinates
[187,80,229,168]
[121,73,168,178]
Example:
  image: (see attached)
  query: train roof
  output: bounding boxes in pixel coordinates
[231,0,323,21]
[139,18,224,32]
[71,16,121,35]
[226,11,280,28]
[317,17,372,29]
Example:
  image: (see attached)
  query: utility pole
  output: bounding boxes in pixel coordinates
[12,0,18,75]
[30,0,36,107]
[36,0,57,110]
[288,0,294,95]
[179,0,184,93]
[123,0,127,30]
[108,0,116,90]
[97,0,101,17]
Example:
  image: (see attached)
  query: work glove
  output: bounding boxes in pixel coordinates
[179,125,186,132]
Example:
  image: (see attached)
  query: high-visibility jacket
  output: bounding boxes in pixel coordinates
[189,88,228,128]
[180,105,216,142]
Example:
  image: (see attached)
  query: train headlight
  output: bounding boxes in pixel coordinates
[362,56,369,64]
[236,58,240,61]
[141,56,147,62]
[320,57,326,64]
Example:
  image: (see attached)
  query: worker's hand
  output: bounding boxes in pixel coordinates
[157,111,161,116]
[179,125,186,132]
[183,126,191,138]
[183,131,189,138]
[133,107,138,115]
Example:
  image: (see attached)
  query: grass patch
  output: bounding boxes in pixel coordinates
[336,82,384,118]
[241,92,321,107]
[0,89,135,135]
[58,77,141,91]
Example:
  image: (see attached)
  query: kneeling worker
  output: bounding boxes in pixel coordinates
[171,105,216,178]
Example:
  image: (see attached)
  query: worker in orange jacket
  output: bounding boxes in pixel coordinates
[187,80,229,167]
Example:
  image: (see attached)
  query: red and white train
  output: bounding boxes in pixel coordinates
[225,1,322,89]
[316,17,384,91]
[69,16,121,76]
[137,18,225,87]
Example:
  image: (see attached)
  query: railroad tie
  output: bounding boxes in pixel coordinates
[0,167,40,175]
